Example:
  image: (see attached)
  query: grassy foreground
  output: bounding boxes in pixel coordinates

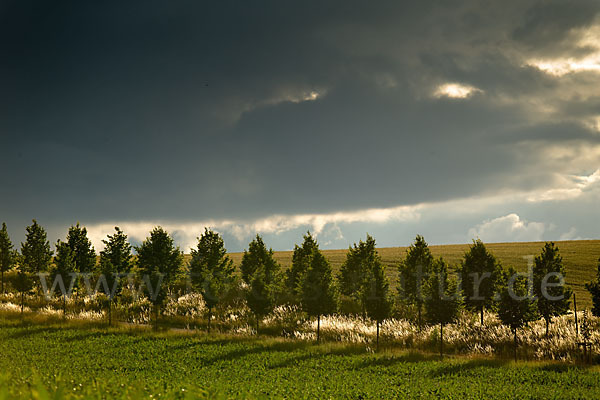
[1,316,599,399]
[229,240,600,308]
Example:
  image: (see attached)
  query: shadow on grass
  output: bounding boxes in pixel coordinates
[355,351,441,369]
[166,335,258,351]
[2,325,64,339]
[428,359,509,377]
[1,322,116,344]
[265,344,368,369]
[167,336,370,369]
[200,340,314,366]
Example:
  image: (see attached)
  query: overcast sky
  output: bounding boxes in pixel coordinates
[2,0,600,252]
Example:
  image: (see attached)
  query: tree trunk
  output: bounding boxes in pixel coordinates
[588,343,592,364]
[21,291,24,315]
[256,315,259,335]
[317,315,321,343]
[440,323,444,358]
[154,304,159,330]
[545,317,549,337]
[207,308,212,334]
[1,269,4,295]
[376,320,380,350]
[108,299,112,326]
[574,293,579,340]
[480,306,484,326]
[513,328,518,362]
[417,304,422,330]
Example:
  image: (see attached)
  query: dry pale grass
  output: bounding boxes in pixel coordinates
[1,297,597,361]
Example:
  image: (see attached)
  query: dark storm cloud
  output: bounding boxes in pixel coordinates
[1,0,600,237]
[512,0,600,56]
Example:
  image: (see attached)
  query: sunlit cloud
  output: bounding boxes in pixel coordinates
[433,83,482,99]
[525,169,600,202]
[528,55,600,76]
[85,204,421,252]
[559,227,583,241]
[583,116,600,133]
[468,213,546,243]
[300,91,320,102]
[218,88,327,124]
[527,24,600,76]
[274,89,324,105]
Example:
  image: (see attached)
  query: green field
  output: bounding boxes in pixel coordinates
[1,315,599,399]
[226,240,600,308]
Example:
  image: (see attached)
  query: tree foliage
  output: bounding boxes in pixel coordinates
[286,231,318,297]
[533,242,572,336]
[398,235,434,326]
[459,239,502,324]
[425,258,462,326]
[241,235,281,333]
[363,259,392,348]
[425,258,462,357]
[0,222,16,293]
[300,248,338,340]
[135,227,184,315]
[189,228,235,332]
[21,220,53,273]
[497,266,538,360]
[240,235,280,285]
[363,261,392,323]
[100,227,133,275]
[497,267,538,331]
[338,234,377,302]
[67,223,96,273]
[13,267,32,314]
[246,270,276,334]
[98,227,133,325]
[52,240,77,313]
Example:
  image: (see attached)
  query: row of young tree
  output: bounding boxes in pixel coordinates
[0,220,596,359]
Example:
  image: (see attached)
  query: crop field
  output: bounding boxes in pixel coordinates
[1,315,600,399]
[227,240,600,308]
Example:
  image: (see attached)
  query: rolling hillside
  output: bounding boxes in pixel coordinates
[228,240,600,308]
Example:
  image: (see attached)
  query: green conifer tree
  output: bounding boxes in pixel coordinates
[21,219,53,274]
[67,223,97,273]
[286,232,318,299]
[99,227,133,325]
[459,239,502,325]
[497,267,538,361]
[425,258,462,357]
[241,235,281,334]
[189,228,235,333]
[398,235,434,327]
[301,248,338,342]
[52,240,77,314]
[0,222,16,294]
[533,242,572,337]
[136,227,184,328]
[363,261,392,349]
[338,234,378,316]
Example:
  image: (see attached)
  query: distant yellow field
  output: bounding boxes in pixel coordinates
[227,240,600,309]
